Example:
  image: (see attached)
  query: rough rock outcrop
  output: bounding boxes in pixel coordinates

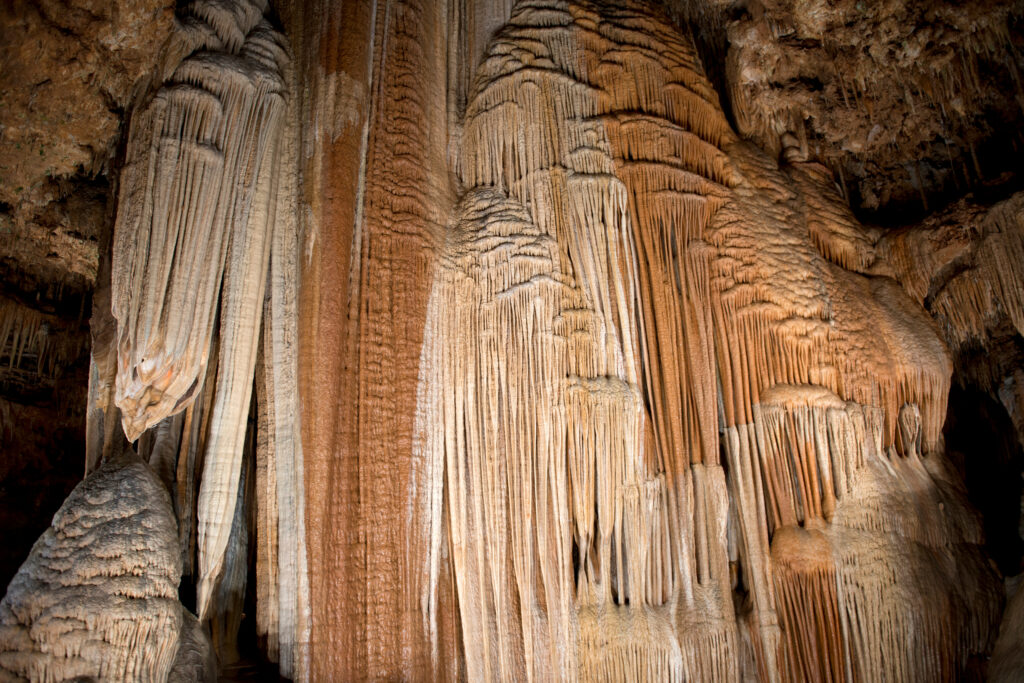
[723,0,1023,216]
[0,0,176,294]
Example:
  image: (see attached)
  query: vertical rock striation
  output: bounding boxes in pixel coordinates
[280,0,458,677]
[97,0,309,673]
[412,0,1001,680]
[1,0,1014,680]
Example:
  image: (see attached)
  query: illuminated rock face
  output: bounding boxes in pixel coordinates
[410,1,1000,680]
[2,0,1020,680]
[94,0,308,677]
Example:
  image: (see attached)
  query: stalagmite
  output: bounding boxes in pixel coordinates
[0,453,213,682]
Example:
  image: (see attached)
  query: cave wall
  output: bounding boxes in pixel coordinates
[0,0,177,593]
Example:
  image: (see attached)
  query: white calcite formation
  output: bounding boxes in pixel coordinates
[98,0,308,676]
[6,0,1012,680]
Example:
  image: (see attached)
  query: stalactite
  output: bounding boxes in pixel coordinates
[209,424,254,664]
[417,189,578,680]
[771,525,845,682]
[105,0,298,640]
[412,1,1001,680]
[711,134,998,678]
[418,1,744,679]
[252,71,309,676]
[174,332,220,585]
[0,297,89,380]
[111,5,288,442]
[193,67,280,618]
[875,191,1024,393]
[42,0,1004,678]
[254,352,280,662]
[710,142,953,457]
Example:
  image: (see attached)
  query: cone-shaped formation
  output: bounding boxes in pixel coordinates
[0,454,212,682]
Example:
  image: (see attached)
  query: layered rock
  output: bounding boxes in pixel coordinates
[0,453,213,682]
[92,0,309,676]
[721,0,1023,215]
[0,0,1019,680]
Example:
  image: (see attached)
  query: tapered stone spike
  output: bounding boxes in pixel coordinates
[106,0,304,668]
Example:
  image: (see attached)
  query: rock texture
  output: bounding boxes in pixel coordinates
[0,0,175,601]
[991,584,1024,682]
[0,0,175,296]
[279,0,456,677]
[722,0,1023,217]
[0,453,212,682]
[93,0,307,676]
[875,190,1024,387]
[411,1,999,679]
[60,2,317,679]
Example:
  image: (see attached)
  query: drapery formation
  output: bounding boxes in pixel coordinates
[87,0,309,678]
[412,1,1000,680]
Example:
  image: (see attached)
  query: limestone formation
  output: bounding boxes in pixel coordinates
[110,0,287,442]
[412,1,1000,680]
[99,0,305,661]
[0,453,212,682]
[721,0,1022,214]
[991,584,1024,682]
[79,0,309,675]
